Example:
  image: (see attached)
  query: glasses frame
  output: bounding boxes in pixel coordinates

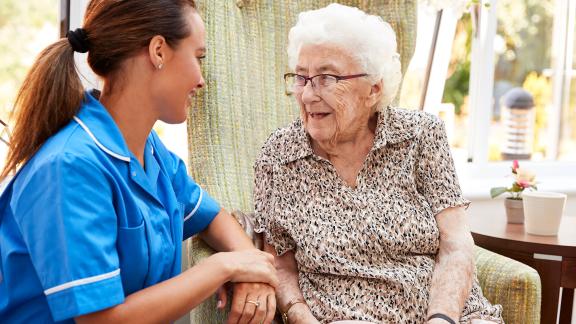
[283,73,368,95]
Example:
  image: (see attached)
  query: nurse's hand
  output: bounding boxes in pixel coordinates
[214,249,278,287]
[218,282,276,324]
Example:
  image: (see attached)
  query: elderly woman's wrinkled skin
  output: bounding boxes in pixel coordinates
[296,44,381,151]
[294,44,383,188]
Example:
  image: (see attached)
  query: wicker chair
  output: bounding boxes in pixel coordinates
[185,1,541,323]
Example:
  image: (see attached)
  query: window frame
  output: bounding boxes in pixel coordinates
[421,0,576,197]
[465,0,576,164]
[66,0,100,89]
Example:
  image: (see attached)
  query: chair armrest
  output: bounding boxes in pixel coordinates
[231,210,263,250]
[474,246,541,324]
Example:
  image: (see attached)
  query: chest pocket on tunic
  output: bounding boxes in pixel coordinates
[117,219,149,295]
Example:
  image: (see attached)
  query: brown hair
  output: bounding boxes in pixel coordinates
[1,0,197,179]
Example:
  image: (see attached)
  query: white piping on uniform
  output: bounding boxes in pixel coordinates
[184,189,203,222]
[73,116,131,162]
[44,269,121,296]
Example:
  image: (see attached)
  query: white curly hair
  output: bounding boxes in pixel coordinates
[287,3,402,109]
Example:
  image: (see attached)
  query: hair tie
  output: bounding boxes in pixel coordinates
[66,28,89,53]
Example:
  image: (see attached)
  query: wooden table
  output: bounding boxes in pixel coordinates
[468,213,576,324]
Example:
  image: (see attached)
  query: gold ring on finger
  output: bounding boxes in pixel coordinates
[245,300,260,308]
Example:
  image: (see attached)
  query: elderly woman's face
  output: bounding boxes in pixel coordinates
[295,44,378,144]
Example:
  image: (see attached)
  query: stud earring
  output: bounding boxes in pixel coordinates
[157,63,163,70]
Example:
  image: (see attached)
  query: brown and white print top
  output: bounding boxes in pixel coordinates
[253,107,503,323]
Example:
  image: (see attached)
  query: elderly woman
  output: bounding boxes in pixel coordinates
[253,4,503,324]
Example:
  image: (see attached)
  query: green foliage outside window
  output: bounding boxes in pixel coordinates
[442,14,472,116]
[522,72,551,158]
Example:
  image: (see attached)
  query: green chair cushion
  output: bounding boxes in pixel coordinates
[474,246,541,324]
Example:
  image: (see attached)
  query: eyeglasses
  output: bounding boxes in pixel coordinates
[0,119,10,146]
[283,73,368,95]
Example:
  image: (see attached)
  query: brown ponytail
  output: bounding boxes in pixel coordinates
[1,40,83,179]
[1,0,196,180]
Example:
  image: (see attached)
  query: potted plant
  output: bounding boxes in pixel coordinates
[490,160,537,223]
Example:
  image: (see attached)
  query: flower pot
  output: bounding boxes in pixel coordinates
[523,191,567,236]
[504,198,524,224]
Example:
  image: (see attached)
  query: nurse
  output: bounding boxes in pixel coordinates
[0,0,277,323]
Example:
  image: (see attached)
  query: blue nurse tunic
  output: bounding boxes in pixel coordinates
[0,91,221,322]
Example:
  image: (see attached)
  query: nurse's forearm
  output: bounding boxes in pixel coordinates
[427,207,475,323]
[75,253,232,324]
[199,209,255,251]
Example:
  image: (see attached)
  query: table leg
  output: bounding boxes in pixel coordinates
[489,249,562,324]
[559,288,574,324]
[531,260,562,324]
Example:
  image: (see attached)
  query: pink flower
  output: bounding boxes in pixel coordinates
[491,161,538,199]
[514,167,536,185]
[512,160,519,173]
[517,180,531,189]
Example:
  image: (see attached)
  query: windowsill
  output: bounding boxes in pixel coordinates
[456,161,576,200]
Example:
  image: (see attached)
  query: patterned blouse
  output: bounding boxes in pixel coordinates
[253,107,503,323]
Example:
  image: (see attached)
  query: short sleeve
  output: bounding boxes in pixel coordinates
[11,154,124,321]
[252,162,296,256]
[165,151,220,240]
[415,118,470,216]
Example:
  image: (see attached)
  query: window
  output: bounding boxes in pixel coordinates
[404,0,575,164]
[401,0,576,197]
[559,0,576,161]
[0,0,59,169]
[400,4,469,164]
[468,0,576,163]
[489,0,555,162]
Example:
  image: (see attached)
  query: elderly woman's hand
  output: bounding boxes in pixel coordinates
[221,282,276,324]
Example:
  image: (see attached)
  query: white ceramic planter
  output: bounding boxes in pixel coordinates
[523,191,567,236]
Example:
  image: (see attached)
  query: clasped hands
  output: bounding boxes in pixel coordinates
[217,282,276,324]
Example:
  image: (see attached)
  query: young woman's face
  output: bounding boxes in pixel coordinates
[155,9,206,124]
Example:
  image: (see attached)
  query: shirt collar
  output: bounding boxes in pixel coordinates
[73,90,132,162]
[272,119,314,165]
[373,106,421,149]
[276,107,419,165]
